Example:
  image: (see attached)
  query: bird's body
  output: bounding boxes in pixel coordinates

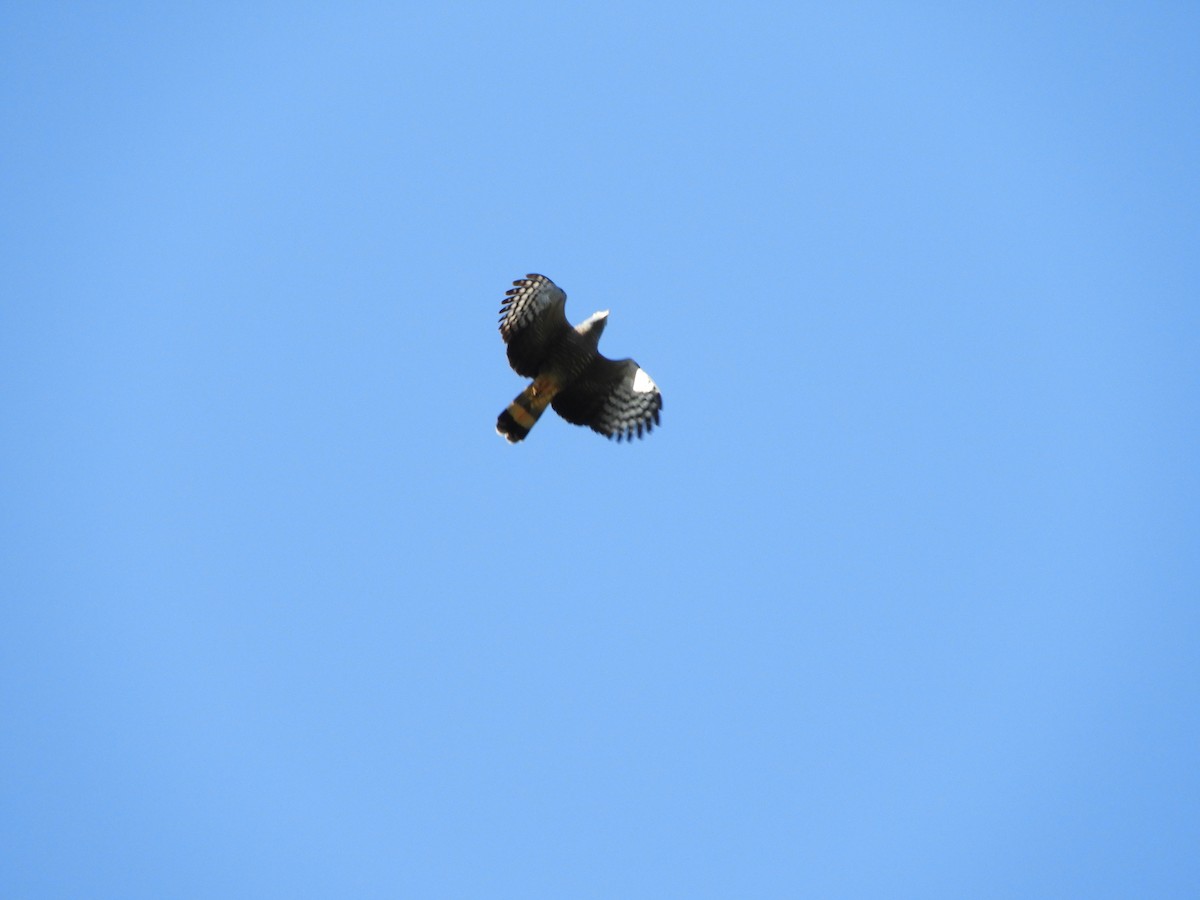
[495,274,662,443]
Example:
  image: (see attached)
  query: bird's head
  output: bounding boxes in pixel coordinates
[576,309,610,344]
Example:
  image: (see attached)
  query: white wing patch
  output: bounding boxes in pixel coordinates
[632,367,657,394]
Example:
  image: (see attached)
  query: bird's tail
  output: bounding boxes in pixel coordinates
[496,378,558,443]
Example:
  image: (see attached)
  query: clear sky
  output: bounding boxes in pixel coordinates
[2,3,1198,897]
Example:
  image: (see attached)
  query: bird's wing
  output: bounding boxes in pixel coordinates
[498,274,571,377]
[551,355,663,441]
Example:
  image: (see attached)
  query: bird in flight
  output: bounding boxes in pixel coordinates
[495,274,663,443]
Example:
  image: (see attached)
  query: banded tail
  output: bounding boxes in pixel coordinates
[496,377,559,443]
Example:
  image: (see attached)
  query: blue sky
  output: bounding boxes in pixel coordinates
[2,3,1197,897]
